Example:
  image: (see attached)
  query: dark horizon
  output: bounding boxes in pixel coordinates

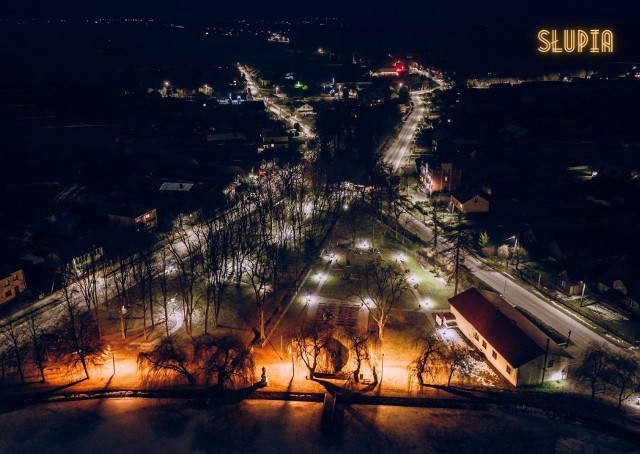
[3,0,639,26]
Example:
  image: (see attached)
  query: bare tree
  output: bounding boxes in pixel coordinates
[157,243,173,337]
[291,323,333,380]
[574,342,611,401]
[1,320,26,383]
[607,352,639,408]
[352,260,408,342]
[497,244,510,268]
[112,255,134,317]
[409,329,442,386]
[198,214,233,333]
[243,241,277,343]
[131,242,157,339]
[137,336,197,386]
[168,215,203,341]
[341,325,375,383]
[442,341,473,386]
[67,256,101,338]
[26,314,47,382]
[195,333,255,389]
[57,274,104,380]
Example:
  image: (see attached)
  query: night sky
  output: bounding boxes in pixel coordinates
[3,0,638,25]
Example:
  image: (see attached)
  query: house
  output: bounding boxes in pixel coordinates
[206,132,247,146]
[597,257,640,315]
[261,129,289,149]
[295,103,314,116]
[449,288,572,387]
[450,191,490,213]
[419,161,462,194]
[107,204,158,231]
[0,267,27,306]
[557,269,585,296]
[41,236,105,275]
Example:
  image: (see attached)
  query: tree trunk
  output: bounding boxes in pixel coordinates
[80,355,90,379]
[258,306,266,342]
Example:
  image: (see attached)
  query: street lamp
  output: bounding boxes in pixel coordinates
[120,305,127,340]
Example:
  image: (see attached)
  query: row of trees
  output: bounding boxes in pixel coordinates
[409,329,476,387]
[574,342,640,407]
[1,292,105,383]
[288,320,477,388]
[137,334,254,389]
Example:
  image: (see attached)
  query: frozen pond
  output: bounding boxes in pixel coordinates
[0,398,638,453]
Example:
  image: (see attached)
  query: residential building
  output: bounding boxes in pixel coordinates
[41,236,105,275]
[557,269,586,296]
[0,267,27,306]
[206,132,247,146]
[261,129,289,149]
[420,161,462,194]
[107,204,158,231]
[597,256,640,315]
[295,103,314,116]
[449,288,572,387]
[450,191,490,213]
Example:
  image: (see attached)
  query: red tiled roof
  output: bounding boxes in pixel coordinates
[450,288,550,367]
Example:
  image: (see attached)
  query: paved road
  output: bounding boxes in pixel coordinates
[375,69,626,356]
[239,65,315,139]
[382,91,427,173]
[397,210,624,355]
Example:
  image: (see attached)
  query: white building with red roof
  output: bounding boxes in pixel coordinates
[449,288,572,387]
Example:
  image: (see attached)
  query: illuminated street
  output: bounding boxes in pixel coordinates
[1,3,640,453]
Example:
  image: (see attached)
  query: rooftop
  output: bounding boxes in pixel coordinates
[159,182,194,192]
[450,288,571,367]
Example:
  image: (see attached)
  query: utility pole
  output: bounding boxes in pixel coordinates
[541,338,550,385]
